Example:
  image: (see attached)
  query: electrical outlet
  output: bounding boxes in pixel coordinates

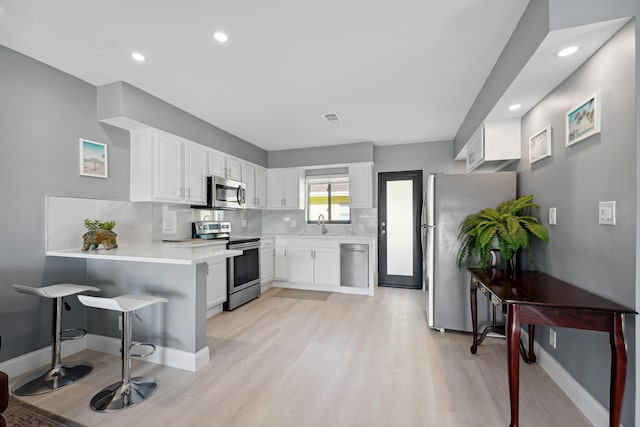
[549,207,557,225]
[241,219,247,228]
[549,328,557,349]
[290,219,297,227]
[118,315,123,331]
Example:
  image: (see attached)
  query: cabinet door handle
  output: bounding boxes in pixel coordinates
[284,249,287,258]
[187,188,191,198]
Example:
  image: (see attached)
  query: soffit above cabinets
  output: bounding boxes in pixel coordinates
[486,17,630,123]
[456,17,630,161]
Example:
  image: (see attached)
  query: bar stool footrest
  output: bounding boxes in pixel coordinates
[130,342,156,358]
[60,328,88,341]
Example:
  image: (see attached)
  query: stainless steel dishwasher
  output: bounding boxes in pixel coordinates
[340,243,369,287]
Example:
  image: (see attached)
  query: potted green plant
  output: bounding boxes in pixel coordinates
[457,195,549,272]
[82,219,118,251]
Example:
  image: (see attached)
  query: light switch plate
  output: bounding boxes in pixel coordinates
[598,201,616,225]
[549,207,557,225]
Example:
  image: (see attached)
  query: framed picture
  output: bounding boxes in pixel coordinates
[79,139,108,178]
[565,93,601,146]
[529,126,552,164]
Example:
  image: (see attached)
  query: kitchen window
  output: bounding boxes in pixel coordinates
[306,175,350,224]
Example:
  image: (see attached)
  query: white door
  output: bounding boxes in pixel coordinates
[208,151,226,177]
[268,170,285,208]
[274,247,288,280]
[206,260,227,311]
[153,132,183,201]
[288,247,314,283]
[184,143,207,204]
[282,169,301,208]
[313,247,339,287]
[226,157,242,181]
[260,247,274,284]
[255,167,267,208]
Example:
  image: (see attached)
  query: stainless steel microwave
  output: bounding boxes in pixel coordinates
[191,176,246,209]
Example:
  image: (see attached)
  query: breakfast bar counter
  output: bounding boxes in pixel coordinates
[46,243,241,373]
[46,242,241,265]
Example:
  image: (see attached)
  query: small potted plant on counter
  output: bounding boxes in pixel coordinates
[82,219,118,251]
[457,194,548,273]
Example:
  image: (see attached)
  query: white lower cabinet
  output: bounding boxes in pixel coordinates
[260,238,274,285]
[277,238,339,289]
[274,242,288,281]
[206,259,227,318]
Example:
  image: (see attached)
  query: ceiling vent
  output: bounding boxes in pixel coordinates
[322,113,342,124]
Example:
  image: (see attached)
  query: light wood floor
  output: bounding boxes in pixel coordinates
[11,286,591,426]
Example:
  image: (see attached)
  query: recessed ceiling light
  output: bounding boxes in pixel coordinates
[556,46,579,57]
[507,104,521,111]
[131,52,146,62]
[213,32,229,43]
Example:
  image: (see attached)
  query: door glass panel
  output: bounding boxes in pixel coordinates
[386,180,413,276]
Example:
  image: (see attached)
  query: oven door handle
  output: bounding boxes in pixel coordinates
[229,242,260,251]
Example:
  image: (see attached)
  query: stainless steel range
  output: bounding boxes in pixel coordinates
[192,221,261,311]
[226,237,261,310]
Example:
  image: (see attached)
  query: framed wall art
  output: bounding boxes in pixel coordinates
[565,93,601,147]
[79,139,108,178]
[529,126,552,164]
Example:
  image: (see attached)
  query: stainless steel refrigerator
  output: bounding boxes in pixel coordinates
[423,172,516,332]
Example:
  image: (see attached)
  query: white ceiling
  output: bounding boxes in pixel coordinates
[0,0,529,151]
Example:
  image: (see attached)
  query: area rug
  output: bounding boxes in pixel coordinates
[1,396,86,427]
[272,288,332,301]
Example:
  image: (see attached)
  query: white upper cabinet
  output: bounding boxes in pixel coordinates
[467,119,521,172]
[208,150,242,181]
[130,129,207,204]
[267,168,303,209]
[349,163,373,208]
[242,162,268,208]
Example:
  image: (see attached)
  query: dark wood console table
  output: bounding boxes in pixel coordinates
[468,268,636,427]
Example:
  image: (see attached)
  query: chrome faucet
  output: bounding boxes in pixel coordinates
[318,214,328,235]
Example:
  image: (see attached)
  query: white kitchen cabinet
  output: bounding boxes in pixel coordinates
[260,238,274,285]
[208,150,242,181]
[130,129,207,204]
[274,239,288,281]
[313,247,340,286]
[287,246,315,283]
[467,119,521,172]
[242,162,268,208]
[267,168,303,209]
[349,163,373,208]
[283,238,339,288]
[206,259,227,318]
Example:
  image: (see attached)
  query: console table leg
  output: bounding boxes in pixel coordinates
[470,277,478,354]
[528,324,536,363]
[507,304,520,427]
[609,313,627,427]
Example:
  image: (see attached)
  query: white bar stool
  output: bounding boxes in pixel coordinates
[12,283,100,396]
[77,294,168,412]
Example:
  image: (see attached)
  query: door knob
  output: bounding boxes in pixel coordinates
[381,222,386,227]
[381,230,386,235]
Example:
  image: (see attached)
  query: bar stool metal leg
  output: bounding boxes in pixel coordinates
[12,297,93,396]
[89,311,158,412]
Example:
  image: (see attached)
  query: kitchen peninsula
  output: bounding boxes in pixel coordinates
[45,196,240,372]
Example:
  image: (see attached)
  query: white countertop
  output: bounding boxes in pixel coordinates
[46,242,242,265]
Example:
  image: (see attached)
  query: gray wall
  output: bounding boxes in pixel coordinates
[268,141,374,168]
[453,0,550,156]
[517,21,635,425]
[0,45,130,362]
[98,82,268,167]
[373,140,466,206]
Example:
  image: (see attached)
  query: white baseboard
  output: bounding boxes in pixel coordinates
[206,304,224,319]
[0,334,209,378]
[0,337,87,378]
[521,329,619,427]
[86,334,208,372]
